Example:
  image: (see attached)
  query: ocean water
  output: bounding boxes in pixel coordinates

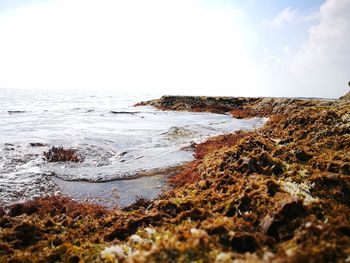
[0,88,266,207]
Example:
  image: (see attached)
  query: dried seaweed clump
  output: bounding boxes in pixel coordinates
[44,146,83,162]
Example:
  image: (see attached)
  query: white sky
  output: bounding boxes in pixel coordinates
[0,0,349,98]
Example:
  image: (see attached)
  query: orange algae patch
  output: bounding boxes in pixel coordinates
[230,108,258,119]
[194,131,252,159]
[168,160,201,187]
[169,131,251,187]
[7,196,107,218]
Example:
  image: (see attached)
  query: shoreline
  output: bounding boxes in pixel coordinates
[0,93,349,262]
[54,165,186,208]
[135,95,337,117]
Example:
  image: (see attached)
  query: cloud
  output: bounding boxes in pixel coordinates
[269,7,298,27]
[267,6,319,28]
[288,0,350,98]
[260,0,350,98]
[0,0,259,96]
[283,45,291,54]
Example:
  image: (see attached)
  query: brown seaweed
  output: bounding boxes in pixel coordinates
[0,95,349,262]
[44,146,83,162]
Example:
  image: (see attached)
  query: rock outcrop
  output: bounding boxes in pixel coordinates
[340,91,350,101]
[136,95,336,118]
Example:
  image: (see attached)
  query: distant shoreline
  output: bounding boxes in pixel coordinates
[135,94,337,117]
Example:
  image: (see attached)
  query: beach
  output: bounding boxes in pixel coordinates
[0,93,349,262]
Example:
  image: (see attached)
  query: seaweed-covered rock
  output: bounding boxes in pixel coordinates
[12,223,43,247]
[340,91,350,101]
[1,94,350,262]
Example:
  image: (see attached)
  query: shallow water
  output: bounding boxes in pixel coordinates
[0,88,266,207]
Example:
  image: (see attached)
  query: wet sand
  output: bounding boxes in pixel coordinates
[53,166,185,208]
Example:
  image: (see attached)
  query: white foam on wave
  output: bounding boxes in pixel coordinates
[0,89,266,206]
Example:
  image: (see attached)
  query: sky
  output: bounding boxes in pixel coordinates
[0,0,349,98]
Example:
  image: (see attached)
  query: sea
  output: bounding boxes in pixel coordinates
[0,88,266,208]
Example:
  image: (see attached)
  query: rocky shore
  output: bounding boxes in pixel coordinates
[136,95,338,117]
[1,93,349,262]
